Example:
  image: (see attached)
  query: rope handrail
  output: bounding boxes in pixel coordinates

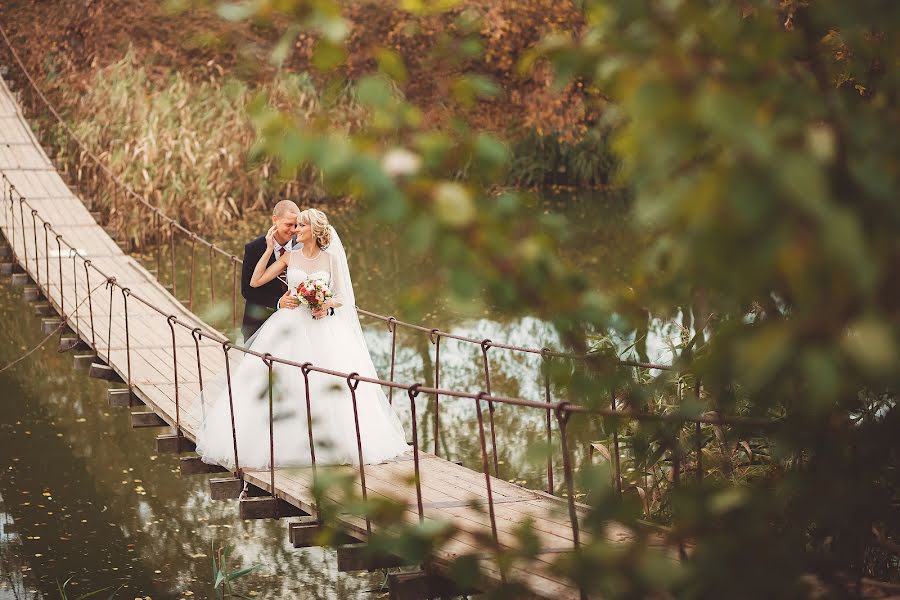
[0,26,674,372]
[1,171,774,430]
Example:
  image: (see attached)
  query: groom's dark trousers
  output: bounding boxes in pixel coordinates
[240,234,289,341]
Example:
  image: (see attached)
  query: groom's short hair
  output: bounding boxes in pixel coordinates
[272,200,300,218]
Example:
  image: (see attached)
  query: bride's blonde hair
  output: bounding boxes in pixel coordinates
[298,208,332,249]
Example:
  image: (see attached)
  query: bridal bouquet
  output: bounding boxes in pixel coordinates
[295,278,333,318]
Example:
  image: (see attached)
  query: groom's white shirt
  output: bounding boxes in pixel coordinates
[274,238,294,310]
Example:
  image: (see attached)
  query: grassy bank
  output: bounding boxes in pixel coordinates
[33,53,617,242]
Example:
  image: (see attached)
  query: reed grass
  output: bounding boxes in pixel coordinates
[38,48,615,244]
[508,125,619,189]
[44,50,353,240]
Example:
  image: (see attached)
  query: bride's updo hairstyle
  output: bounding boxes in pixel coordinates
[298,208,332,249]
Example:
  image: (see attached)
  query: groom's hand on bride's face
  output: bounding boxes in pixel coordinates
[278,291,299,310]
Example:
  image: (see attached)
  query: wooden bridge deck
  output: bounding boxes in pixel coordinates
[0,76,663,598]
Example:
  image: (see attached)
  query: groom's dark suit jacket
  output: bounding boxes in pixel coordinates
[241,234,291,341]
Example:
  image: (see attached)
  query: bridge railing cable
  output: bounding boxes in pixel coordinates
[2,170,776,578]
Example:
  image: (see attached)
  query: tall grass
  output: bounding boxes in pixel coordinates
[508,125,619,189]
[46,50,342,241]
[39,49,616,243]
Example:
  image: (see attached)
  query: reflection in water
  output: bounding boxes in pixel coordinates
[0,284,381,599]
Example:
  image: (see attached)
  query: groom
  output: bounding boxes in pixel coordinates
[240,200,301,341]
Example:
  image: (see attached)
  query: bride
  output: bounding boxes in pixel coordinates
[196,208,409,469]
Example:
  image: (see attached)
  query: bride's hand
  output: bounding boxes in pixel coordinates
[264,225,277,250]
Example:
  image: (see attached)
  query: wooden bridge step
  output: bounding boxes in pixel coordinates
[88,362,122,381]
[40,318,62,335]
[59,336,90,353]
[289,517,358,548]
[11,272,30,286]
[33,302,55,316]
[131,411,168,428]
[209,477,243,500]
[239,496,308,520]
[108,388,143,407]
[156,433,196,454]
[23,284,42,302]
[73,353,96,371]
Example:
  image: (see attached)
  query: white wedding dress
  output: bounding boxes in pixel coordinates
[196,228,409,469]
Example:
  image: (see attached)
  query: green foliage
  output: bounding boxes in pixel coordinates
[219,0,899,596]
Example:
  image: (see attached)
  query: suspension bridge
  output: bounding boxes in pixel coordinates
[0,31,770,599]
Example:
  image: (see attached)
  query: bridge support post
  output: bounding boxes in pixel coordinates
[209,477,244,500]
[88,362,122,382]
[156,433,196,454]
[73,353,97,372]
[40,318,64,335]
[108,388,143,408]
[131,411,168,428]
[288,518,358,548]
[59,336,90,353]
[33,302,55,316]
[23,284,42,302]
